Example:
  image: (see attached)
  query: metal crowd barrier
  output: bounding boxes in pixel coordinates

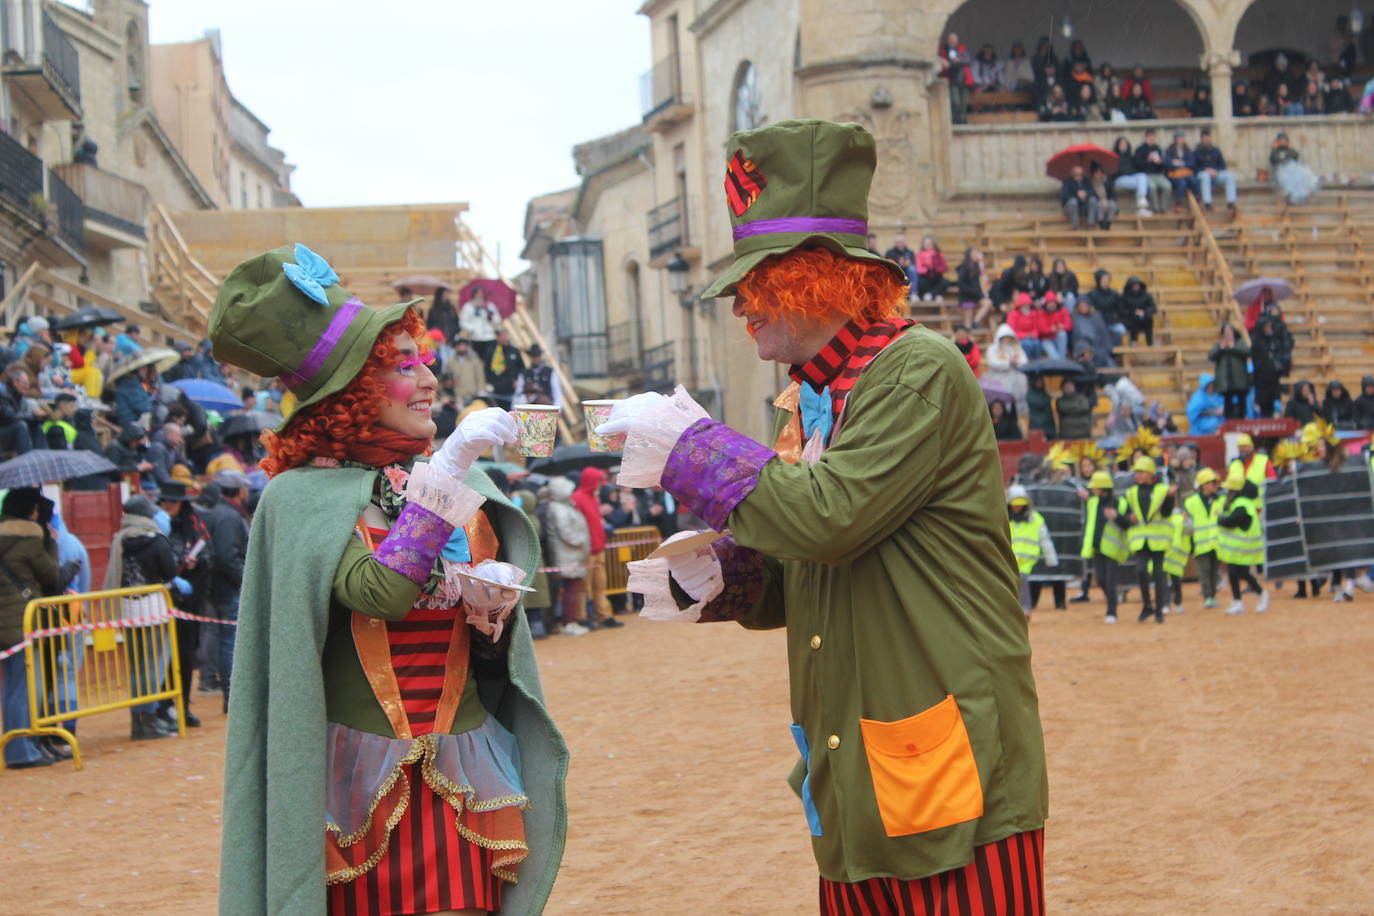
[603,526,664,595]
[0,585,185,771]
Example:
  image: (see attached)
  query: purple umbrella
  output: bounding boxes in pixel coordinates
[458,278,518,319]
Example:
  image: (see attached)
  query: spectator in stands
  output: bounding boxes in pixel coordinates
[1251,311,1292,418]
[146,422,189,489]
[1133,130,1170,213]
[425,288,459,342]
[883,232,915,267]
[1123,81,1155,120]
[1034,57,1062,108]
[1354,376,1374,428]
[985,324,1029,418]
[989,398,1021,441]
[1232,80,1257,117]
[1073,82,1104,121]
[1256,93,1278,117]
[458,286,501,359]
[114,324,142,357]
[1027,375,1056,438]
[1275,82,1303,116]
[1031,36,1057,79]
[1048,259,1079,308]
[991,254,1029,314]
[1069,296,1116,367]
[1164,131,1198,211]
[1263,53,1299,100]
[1322,380,1358,429]
[1002,41,1034,92]
[104,423,152,478]
[1110,136,1148,215]
[1208,323,1250,419]
[1301,80,1326,115]
[483,328,525,410]
[1086,269,1124,342]
[42,392,77,449]
[1285,381,1326,425]
[958,247,994,322]
[0,367,34,457]
[1008,294,1042,358]
[1065,58,1095,100]
[1060,163,1099,230]
[1057,378,1094,439]
[1040,84,1073,121]
[544,477,590,636]
[114,363,155,429]
[1187,87,1213,118]
[914,235,949,300]
[1123,64,1154,104]
[442,337,486,406]
[1186,373,1225,434]
[1120,277,1157,346]
[1087,162,1116,229]
[866,232,880,254]
[1060,39,1092,83]
[1326,77,1353,113]
[952,324,980,375]
[1024,256,1050,301]
[1193,128,1237,213]
[1094,63,1117,104]
[895,249,918,292]
[518,344,556,406]
[1244,286,1279,333]
[1038,292,1073,359]
[972,44,1003,92]
[1271,132,1320,203]
[1331,15,1359,74]
[939,32,974,125]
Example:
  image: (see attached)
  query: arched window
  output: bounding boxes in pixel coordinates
[732,61,764,133]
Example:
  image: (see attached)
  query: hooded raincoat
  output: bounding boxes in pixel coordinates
[1186,373,1225,434]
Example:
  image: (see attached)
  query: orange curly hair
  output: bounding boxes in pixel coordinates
[733,246,907,330]
[260,309,430,477]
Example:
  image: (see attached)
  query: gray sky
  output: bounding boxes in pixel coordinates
[146,0,649,277]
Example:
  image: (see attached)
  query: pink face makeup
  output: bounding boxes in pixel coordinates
[386,378,416,402]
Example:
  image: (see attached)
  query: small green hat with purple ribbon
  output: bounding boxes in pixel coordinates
[209,243,421,426]
[700,118,906,299]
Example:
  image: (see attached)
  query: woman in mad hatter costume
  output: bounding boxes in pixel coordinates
[211,244,567,916]
[606,120,1048,913]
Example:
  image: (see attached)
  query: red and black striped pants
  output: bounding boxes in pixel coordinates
[819,829,1044,916]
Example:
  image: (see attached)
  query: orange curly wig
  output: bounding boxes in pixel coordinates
[733,247,907,331]
[260,309,430,477]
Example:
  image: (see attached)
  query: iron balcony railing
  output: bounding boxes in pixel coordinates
[607,320,641,377]
[560,332,609,379]
[647,196,686,262]
[0,129,44,218]
[642,341,676,393]
[47,168,86,253]
[639,53,681,120]
[53,163,148,238]
[40,10,80,104]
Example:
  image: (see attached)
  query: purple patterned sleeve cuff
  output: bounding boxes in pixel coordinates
[696,536,766,623]
[662,419,776,531]
[372,502,456,585]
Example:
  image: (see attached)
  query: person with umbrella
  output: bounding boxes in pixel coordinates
[208,243,566,913]
[111,358,156,429]
[459,285,502,360]
[1060,163,1101,230]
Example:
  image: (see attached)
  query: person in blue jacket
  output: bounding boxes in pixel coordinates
[1187,372,1225,434]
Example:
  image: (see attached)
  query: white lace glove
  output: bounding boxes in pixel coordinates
[431,407,518,479]
[625,530,724,622]
[667,540,725,601]
[602,386,711,488]
[457,559,525,640]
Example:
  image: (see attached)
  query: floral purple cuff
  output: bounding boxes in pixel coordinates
[662,419,776,531]
[372,502,456,585]
[697,536,766,623]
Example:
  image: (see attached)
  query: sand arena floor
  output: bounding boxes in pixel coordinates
[2,586,1372,914]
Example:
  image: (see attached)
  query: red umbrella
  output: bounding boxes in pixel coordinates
[459,278,518,319]
[390,274,451,296]
[1045,145,1118,181]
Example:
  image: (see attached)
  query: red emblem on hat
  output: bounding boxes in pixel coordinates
[724,150,766,217]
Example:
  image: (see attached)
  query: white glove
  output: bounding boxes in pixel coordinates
[664,532,724,601]
[432,407,518,478]
[595,392,668,438]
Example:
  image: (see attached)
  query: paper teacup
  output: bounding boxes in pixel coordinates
[512,404,559,457]
[583,400,626,453]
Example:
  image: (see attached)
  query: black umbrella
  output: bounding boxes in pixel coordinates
[51,305,125,332]
[219,411,279,438]
[525,443,622,476]
[0,449,116,488]
[1020,358,1087,376]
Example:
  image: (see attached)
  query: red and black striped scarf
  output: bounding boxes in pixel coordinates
[789,317,918,422]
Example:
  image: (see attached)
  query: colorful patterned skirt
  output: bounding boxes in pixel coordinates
[818,829,1044,916]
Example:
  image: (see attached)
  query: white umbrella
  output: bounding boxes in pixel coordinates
[1233,276,1293,305]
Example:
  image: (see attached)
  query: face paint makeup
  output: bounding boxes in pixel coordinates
[386,378,416,402]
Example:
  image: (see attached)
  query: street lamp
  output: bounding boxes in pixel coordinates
[1060,15,1074,39]
[666,251,691,302]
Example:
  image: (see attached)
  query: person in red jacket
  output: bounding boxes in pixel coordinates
[914,234,950,301]
[1006,292,1043,358]
[939,32,974,124]
[1037,290,1074,359]
[953,324,981,375]
[570,466,622,629]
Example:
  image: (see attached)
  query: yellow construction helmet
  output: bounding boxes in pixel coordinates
[1132,455,1157,475]
[1224,469,1246,491]
[1236,433,1254,448]
[1089,470,1114,490]
[1007,484,1030,506]
[1195,467,1219,486]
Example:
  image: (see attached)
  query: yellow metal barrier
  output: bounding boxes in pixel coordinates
[0,585,184,771]
[603,526,663,596]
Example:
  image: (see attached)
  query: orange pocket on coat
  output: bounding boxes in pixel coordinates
[859,695,984,838]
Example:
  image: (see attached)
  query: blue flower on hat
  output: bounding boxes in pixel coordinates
[281,243,339,305]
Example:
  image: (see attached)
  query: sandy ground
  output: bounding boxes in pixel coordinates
[3,586,1374,915]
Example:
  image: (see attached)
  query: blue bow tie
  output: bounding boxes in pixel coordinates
[799,384,834,444]
[442,526,472,563]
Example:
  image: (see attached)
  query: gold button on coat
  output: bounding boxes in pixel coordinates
[810,635,822,649]
[827,734,840,749]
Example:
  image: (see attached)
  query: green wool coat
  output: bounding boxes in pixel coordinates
[218,465,568,915]
[727,327,1048,883]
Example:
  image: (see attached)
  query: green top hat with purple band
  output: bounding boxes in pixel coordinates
[700,119,907,299]
[209,243,421,428]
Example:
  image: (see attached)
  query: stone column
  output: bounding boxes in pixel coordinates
[1203,51,1240,156]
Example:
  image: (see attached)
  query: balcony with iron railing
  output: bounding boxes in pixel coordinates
[642,341,677,393]
[0,128,44,225]
[1,7,82,120]
[639,53,692,131]
[648,196,688,265]
[46,167,85,261]
[559,332,609,379]
[54,162,149,248]
[607,320,641,378]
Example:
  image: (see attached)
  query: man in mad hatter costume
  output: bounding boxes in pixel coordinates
[604,120,1048,913]
[211,244,567,916]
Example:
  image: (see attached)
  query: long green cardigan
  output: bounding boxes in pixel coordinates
[219,464,568,915]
